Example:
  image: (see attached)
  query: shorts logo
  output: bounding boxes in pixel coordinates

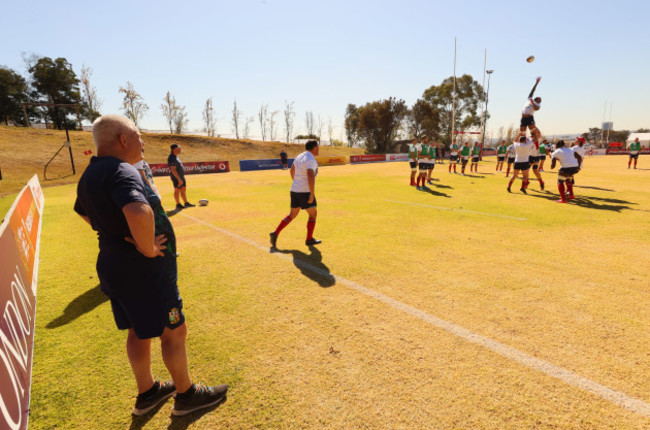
[168,308,180,325]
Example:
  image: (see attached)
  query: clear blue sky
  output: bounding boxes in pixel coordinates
[2,0,648,140]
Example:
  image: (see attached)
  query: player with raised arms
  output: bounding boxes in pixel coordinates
[550,140,582,203]
[520,77,542,140]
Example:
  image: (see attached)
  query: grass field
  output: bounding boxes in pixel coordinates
[17,155,650,429]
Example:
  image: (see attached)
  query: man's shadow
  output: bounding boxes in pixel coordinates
[47,284,108,329]
[165,207,183,217]
[419,187,451,198]
[528,190,635,212]
[271,246,335,288]
[127,396,227,430]
[431,182,453,190]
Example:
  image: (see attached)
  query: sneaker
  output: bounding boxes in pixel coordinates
[269,232,278,248]
[132,380,176,416]
[540,182,545,190]
[416,186,422,191]
[175,203,184,210]
[184,202,196,208]
[520,188,527,194]
[568,195,575,200]
[172,384,228,417]
[305,238,322,246]
[507,187,511,193]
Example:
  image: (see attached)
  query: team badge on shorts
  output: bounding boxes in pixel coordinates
[168,307,180,324]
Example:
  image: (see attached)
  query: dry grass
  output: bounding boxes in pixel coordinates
[18,153,650,429]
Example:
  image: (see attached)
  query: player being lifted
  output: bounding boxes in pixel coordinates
[408,137,419,186]
[550,140,582,203]
[449,138,459,173]
[521,77,542,140]
[495,140,507,171]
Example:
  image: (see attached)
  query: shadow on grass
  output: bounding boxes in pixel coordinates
[46,284,108,329]
[128,396,227,430]
[430,182,453,190]
[271,245,335,288]
[461,174,485,178]
[165,207,183,218]
[418,187,450,198]
[573,185,616,192]
[528,190,635,212]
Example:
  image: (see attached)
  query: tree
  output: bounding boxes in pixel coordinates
[119,81,148,126]
[327,116,334,145]
[80,65,101,122]
[161,91,179,133]
[344,104,360,147]
[636,128,650,133]
[406,99,439,139]
[202,97,216,137]
[232,99,241,139]
[422,74,484,145]
[258,104,268,141]
[269,110,280,141]
[352,97,408,153]
[173,105,189,134]
[29,56,83,129]
[305,111,314,136]
[243,116,254,139]
[608,129,630,144]
[316,114,323,142]
[284,100,295,143]
[0,67,30,125]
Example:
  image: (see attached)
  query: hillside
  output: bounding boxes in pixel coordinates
[0,126,365,197]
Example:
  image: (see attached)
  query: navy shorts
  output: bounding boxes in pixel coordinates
[472,156,479,163]
[427,163,434,170]
[508,157,515,164]
[409,161,417,168]
[450,155,458,162]
[170,175,186,189]
[419,162,428,170]
[514,161,530,171]
[497,156,505,161]
[290,191,316,209]
[539,155,547,160]
[558,166,580,177]
[529,156,539,165]
[629,154,639,159]
[521,116,535,127]
[461,157,469,165]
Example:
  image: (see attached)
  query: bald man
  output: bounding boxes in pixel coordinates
[74,115,227,417]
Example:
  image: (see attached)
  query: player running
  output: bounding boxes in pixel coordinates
[496,140,507,171]
[449,139,459,173]
[504,141,516,177]
[408,137,419,186]
[520,77,542,140]
[628,137,642,169]
[551,140,582,203]
[470,141,480,173]
[507,135,533,193]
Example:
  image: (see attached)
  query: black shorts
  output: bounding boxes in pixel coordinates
[629,153,639,159]
[409,161,417,168]
[497,156,505,161]
[419,162,428,170]
[450,155,458,162]
[520,116,535,127]
[529,156,539,165]
[290,191,317,209]
[508,157,515,164]
[471,156,479,163]
[461,157,469,165]
[513,161,530,171]
[539,155,547,160]
[558,167,580,177]
[170,175,186,189]
[427,163,434,170]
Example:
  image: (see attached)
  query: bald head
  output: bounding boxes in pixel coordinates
[92,114,143,164]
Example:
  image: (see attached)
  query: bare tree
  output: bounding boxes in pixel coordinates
[80,65,102,121]
[497,126,505,143]
[284,100,295,143]
[316,114,323,142]
[232,99,241,139]
[202,97,216,137]
[269,110,280,141]
[327,117,334,145]
[119,81,148,126]
[243,116,254,139]
[305,110,314,136]
[173,105,189,134]
[258,104,268,141]
[161,91,179,133]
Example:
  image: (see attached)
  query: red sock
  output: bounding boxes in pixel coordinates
[449,165,452,172]
[306,218,316,240]
[566,181,574,197]
[558,182,566,200]
[275,215,292,235]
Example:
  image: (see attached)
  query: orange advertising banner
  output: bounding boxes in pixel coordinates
[0,175,44,430]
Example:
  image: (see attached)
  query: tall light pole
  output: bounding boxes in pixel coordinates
[480,69,494,156]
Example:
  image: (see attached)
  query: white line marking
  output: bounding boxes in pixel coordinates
[182,213,650,418]
[386,199,527,221]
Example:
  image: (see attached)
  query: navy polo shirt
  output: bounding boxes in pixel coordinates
[167,153,184,178]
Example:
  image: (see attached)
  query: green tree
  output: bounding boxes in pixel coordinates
[608,129,630,144]
[344,104,360,147]
[29,56,82,129]
[635,128,649,133]
[406,99,439,139]
[582,128,601,144]
[0,67,30,125]
[422,74,484,145]
[353,97,407,153]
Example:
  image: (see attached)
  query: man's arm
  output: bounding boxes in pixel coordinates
[123,202,165,258]
[528,77,541,98]
[290,164,295,180]
[170,166,183,186]
[307,169,315,203]
[550,157,557,170]
[574,152,583,169]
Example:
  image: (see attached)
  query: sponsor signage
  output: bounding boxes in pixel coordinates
[0,175,44,430]
[350,154,386,164]
[482,148,497,156]
[239,158,295,172]
[606,148,650,155]
[149,161,230,177]
[386,153,409,162]
[315,156,347,166]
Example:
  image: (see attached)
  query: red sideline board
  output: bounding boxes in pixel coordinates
[606,148,650,155]
[0,175,44,430]
[148,161,230,177]
[350,154,386,163]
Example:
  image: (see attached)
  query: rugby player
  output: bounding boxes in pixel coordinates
[449,139,459,173]
[504,141,516,177]
[507,135,533,193]
[416,136,431,190]
[459,141,471,176]
[520,77,542,140]
[538,139,549,171]
[628,137,642,169]
[426,138,436,185]
[528,139,545,190]
[408,137,419,186]
[495,140,508,171]
[551,140,582,203]
[470,141,480,173]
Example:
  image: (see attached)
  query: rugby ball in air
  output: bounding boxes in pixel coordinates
[198,199,209,206]
[526,55,535,63]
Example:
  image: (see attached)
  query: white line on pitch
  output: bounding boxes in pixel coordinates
[386,199,527,221]
[181,213,650,418]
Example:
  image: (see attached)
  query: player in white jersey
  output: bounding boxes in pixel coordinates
[569,137,587,190]
[551,140,582,203]
[504,142,516,177]
[507,135,534,194]
[528,139,545,190]
[408,137,418,186]
[520,77,542,140]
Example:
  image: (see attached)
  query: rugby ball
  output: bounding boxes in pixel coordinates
[198,199,209,206]
[526,55,535,63]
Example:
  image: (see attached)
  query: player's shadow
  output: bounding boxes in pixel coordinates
[431,183,453,190]
[419,187,450,198]
[46,284,108,329]
[574,185,615,192]
[165,207,183,217]
[528,190,635,212]
[127,395,227,430]
[271,246,335,288]
[463,174,485,178]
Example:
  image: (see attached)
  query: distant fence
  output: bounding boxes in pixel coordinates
[148,161,230,177]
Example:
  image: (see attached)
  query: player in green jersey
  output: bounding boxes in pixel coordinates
[470,142,481,173]
[538,139,549,171]
[416,136,430,190]
[459,142,471,176]
[427,139,436,184]
[448,139,459,174]
[496,140,507,171]
[628,137,642,169]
